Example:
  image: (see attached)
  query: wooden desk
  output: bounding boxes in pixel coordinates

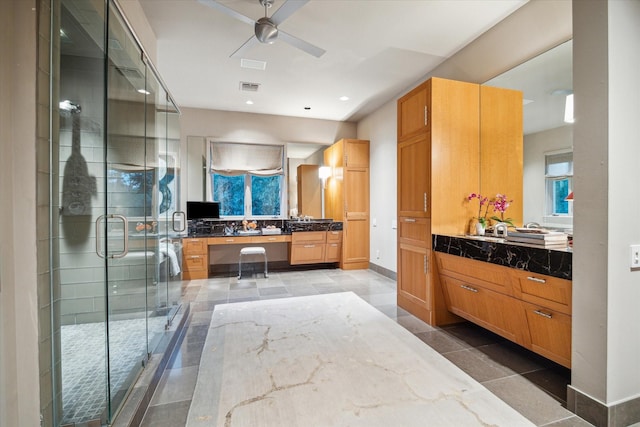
[182,232,342,280]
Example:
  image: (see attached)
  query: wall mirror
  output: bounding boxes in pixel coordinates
[483,39,573,230]
[186,138,326,216]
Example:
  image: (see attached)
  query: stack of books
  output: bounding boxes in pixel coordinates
[505,229,568,248]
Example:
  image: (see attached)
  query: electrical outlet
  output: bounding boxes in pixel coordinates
[631,245,640,269]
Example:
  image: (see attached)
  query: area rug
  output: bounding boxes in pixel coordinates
[187,292,534,427]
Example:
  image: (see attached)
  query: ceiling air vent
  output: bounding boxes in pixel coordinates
[240,82,260,92]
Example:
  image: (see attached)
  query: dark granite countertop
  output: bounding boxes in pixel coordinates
[433,234,572,280]
[187,219,343,237]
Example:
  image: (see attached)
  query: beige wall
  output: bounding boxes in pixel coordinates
[572,0,640,406]
[178,107,356,213]
[0,1,42,426]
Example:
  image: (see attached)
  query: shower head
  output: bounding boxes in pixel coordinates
[59,100,81,114]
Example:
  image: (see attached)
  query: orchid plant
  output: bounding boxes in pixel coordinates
[467,193,490,227]
[467,192,515,228]
[490,193,514,227]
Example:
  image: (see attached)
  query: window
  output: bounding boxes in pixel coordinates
[211,174,282,217]
[545,152,573,216]
[209,141,284,217]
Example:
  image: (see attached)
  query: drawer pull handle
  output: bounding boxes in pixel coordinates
[268,237,276,241]
[225,239,235,242]
[527,276,546,284]
[533,310,553,319]
[404,218,416,223]
[460,284,478,293]
[304,245,316,248]
[190,256,200,259]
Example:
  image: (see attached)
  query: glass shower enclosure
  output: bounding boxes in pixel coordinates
[52,0,183,424]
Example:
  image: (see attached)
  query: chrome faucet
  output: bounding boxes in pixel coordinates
[493,222,509,237]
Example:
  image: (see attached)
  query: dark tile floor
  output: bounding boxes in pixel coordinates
[139,268,594,427]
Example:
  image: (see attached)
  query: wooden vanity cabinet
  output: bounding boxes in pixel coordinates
[182,237,208,280]
[324,230,343,262]
[396,77,523,328]
[289,231,326,265]
[436,252,572,368]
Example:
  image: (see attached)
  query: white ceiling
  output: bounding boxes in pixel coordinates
[138,0,528,123]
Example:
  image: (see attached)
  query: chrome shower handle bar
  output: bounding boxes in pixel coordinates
[95,214,129,259]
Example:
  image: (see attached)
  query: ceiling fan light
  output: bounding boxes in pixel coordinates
[255,18,278,44]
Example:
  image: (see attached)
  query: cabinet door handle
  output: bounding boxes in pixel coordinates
[404,218,416,223]
[424,192,428,212]
[304,245,316,248]
[424,255,428,273]
[460,284,478,293]
[533,310,553,319]
[527,276,547,284]
[424,106,428,126]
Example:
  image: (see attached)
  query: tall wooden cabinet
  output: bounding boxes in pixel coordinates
[324,139,370,270]
[296,164,322,218]
[396,77,523,326]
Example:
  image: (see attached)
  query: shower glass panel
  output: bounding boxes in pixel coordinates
[57,0,109,424]
[52,1,181,424]
[105,6,153,419]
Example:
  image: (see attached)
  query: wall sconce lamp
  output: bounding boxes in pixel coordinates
[319,166,332,180]
[319,166,332,219]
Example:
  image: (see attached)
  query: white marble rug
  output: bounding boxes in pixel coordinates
[187,292,534,427]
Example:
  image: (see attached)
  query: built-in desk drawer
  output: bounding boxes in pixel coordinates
[251,235,290,243]
[208,236,245,245]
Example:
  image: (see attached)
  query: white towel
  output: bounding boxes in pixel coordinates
[160,244,181,277]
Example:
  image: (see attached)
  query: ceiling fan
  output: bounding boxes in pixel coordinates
[198,0,326,58]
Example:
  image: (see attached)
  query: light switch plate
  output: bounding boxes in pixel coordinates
[630,245,640,269]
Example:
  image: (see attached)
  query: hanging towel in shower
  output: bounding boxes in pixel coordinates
[62,113,97,215]
[160,245,181,277]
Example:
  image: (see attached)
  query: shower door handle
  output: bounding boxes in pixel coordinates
[172,211,186,232]
[95,214,129,259]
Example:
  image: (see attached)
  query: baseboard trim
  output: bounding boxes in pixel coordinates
[567,385,640,427]
[368,262,397,281]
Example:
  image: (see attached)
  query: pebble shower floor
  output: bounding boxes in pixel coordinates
[61,316,166,424]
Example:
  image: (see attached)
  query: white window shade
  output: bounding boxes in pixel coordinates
[210,142,284,176]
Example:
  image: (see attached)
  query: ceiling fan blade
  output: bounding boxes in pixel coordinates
[270,0,309,26]
[277,30,325,58]
[198,0,255,26]
[230,35,259,58]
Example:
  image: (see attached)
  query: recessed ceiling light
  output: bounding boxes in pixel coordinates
[339,96,349,101]
[246,100,254,105]
[137,89,150,95]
